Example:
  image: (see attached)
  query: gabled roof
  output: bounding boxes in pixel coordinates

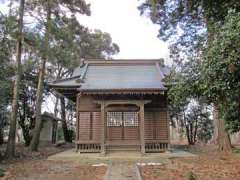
[48,59,170,93]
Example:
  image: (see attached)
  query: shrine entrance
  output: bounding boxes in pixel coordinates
[106,111,139,141]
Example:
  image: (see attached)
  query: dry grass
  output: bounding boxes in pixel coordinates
[0,143,106,180]
[3,160,106,180]
[140,145,240,180]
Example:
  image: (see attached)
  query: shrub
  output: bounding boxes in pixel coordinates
[186,171,196,180]
[0,168,5,177]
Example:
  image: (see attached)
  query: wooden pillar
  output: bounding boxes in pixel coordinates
[75,93,81,152]
[139,103,145,155]
[167,107,171,150]
[100,102,106,155]
[166,94,170,150]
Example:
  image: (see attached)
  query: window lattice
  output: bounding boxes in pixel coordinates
[107,112,122,127]
[123,112,139,127]
[107,112,139,127]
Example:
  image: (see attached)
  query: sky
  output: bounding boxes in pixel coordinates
[0,0,170,62]
[77,0,169,62]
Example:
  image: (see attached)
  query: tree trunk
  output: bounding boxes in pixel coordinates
[30,1,51,151]
[5,0,25,158]
[18,112,32,146]
[0,112,4,145]
[60,97,71,142]
[193,119,198,144]
[52,97,59,144]
[213,104,232,152]
[0,124,3,145]
[211,105,218,144]
[186,126,192,145]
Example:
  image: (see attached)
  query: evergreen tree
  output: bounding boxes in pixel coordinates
[139,0,240,152]
[5,0,25,158]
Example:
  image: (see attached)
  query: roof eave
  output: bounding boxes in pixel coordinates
[48,85,80,90]
[78,88,167,95]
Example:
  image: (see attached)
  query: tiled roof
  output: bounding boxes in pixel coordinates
[48,59,170,91]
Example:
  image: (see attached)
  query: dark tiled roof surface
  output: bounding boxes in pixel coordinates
[49,60,170,91]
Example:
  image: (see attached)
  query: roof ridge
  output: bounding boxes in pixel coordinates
[84,59,165,64]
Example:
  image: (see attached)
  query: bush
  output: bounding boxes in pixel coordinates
[0,168,5,177]
[186,171,196,180]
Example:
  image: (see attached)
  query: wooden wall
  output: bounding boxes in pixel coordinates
[78,111,101,142]
[78,96,100,111]
[77,94,169,143]
[144,111,168,141]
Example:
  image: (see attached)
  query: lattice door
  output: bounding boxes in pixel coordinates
[106,112,139,140]
[123,112,139,140]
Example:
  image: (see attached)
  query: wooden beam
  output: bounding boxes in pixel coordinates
[89,112,93,140]
[81,89,165,95]
[94,100,151,107]
[74,140,101,144]
[121,112,124,140]
[106,106,139,112]
[100,101,106,155]
[139,103,145,155]
[145,139,169,143]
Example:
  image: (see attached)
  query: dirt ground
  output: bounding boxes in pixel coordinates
[140,145,240,180]
[3,160,106,180]
[1,144,240,180]
[0,144,106,180]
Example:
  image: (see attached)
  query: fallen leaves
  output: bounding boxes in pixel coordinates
[140,154,240,180]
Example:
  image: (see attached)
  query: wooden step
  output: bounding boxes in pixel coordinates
[106,144,141,151]
[105,140,141,146]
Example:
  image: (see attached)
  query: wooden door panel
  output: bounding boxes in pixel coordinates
[107,112,123,140]
[123,112,139,140]
[124,127,139,140]
[106,111,139,141]
[107,127,122,140]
